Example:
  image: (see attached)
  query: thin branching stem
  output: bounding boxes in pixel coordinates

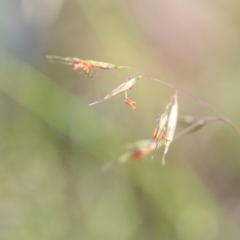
[125,65,240,135]
[143,74,240,135]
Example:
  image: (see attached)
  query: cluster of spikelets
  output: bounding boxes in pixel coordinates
[46,55,225,167]
[46,56,139,111]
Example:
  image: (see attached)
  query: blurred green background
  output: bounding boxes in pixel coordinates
[1,0,240,239]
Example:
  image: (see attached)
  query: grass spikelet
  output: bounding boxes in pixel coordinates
[102,139,159,171]
[152,104,170,159]
[89,75,142,110]
[46,55,127,77]
[162,91,178,165]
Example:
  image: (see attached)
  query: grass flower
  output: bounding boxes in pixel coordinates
[46,55,127,77]
[89,75,142,110]
[151,91,178,164]
[124,140,156,162]
[162,91,178,164]
[152,106,170,159]
[47,55,240,168]
[102,139,160,171]
[115,140,156,165]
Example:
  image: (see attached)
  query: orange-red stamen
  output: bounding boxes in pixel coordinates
[124,98,137,111]
[153,128,169,142]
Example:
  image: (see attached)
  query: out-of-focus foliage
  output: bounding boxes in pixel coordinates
[1,0,240,240]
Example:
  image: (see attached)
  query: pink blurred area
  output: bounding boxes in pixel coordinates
[127,0,238,77]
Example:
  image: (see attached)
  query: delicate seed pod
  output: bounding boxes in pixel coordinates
[162,91,178,165]
[152,104,170,159]
[120,138,165,164]
[46,55,126,77]
[89,75,142,110]
[102,139,160,171]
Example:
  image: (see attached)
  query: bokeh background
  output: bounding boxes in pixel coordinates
[1,0,240,239]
